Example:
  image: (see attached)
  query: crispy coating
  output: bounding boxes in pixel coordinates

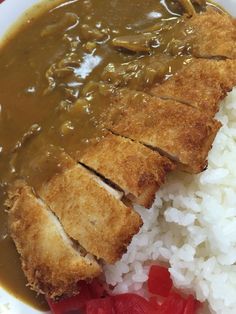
[106,91,221,173]
[8,182,101,299]
[181,8,236,58]
[80,132,175,208]
[151,58,236,117]
[39,164,142,264]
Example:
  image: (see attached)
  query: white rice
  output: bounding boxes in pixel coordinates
[104,88,236,314]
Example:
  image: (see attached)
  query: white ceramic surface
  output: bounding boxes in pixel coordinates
[0,0,236,313]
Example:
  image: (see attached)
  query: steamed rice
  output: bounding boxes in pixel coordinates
[104,88,236,314]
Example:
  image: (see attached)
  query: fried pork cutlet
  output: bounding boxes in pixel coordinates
[106,91,221,174]
[180,8,236,59]
[151,59,236,117]
[39,163,142,264]
[8,182,101,299]
[80,132,175,208]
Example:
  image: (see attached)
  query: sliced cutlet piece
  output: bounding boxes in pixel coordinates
[8,182,101,299]
[180,8,236,59]
[80,132,175,208]
[151,59,236,117]
[106,91,221,174]
[39,163,142,264]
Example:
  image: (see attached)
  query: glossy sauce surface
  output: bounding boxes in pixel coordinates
[0,0,215,310]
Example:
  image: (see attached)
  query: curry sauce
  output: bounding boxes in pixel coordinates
[0,0,221,310]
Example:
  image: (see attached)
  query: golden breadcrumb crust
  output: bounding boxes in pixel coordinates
[151,59,236,117]
[81,132,175,208]
[106,91,221,173]
[39,164,142,264]
[8,182,101,299]
[181,8,236,59]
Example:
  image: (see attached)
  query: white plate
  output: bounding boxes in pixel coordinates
[0,0,236,313]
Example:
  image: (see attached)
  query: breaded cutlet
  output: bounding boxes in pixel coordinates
[106,91,221,174]
[39,163,143,264]
[80,132,175,208]
[8,182,101,299]
[151,59,236,117]
[180,8,236,59]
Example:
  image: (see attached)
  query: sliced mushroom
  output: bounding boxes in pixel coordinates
[112,34,156,53]
[179,0,196,16]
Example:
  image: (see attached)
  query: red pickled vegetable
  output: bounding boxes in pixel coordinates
[47,266,201,314]
[159,292,186,314]
[86,297,114,314]
[149,296,161,311]
[148,265,173,297]
[89,279,106,298]
[113,293,158,314]
[183,295,198,314]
